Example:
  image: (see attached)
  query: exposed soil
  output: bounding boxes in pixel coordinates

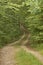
[0,34,43,65]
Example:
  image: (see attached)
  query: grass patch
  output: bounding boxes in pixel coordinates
[30,43,43,55]
[15,48,42,65]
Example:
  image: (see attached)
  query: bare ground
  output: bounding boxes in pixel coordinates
[1,46,20,65]
[1,46,15,65]
[0,34,43,65]
[0,35,25,65]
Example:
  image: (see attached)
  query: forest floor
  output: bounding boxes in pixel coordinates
[0,34,43,65]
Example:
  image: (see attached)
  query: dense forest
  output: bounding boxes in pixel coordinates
[0,0,43,47]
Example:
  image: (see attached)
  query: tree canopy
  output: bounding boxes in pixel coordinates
[0,0,43,47]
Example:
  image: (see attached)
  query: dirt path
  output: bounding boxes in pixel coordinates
[1,45,20,65]
[10,34,26,46]
[0,34,25,65]
[0,34,43,65]
[1,46,15,65]
[22,46,43,64]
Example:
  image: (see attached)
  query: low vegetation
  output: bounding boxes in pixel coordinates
[29,43,43,55]
[0,0,43,48]
[15,48,43,65]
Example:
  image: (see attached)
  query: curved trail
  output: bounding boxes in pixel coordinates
[0,34,25,65]
[0,34,43,65]
[10,34,26,46]
[21,46,43,64]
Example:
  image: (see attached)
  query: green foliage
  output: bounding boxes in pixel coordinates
[24,0,43,45]
[0,0,43,47]
[0,8,23,47]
